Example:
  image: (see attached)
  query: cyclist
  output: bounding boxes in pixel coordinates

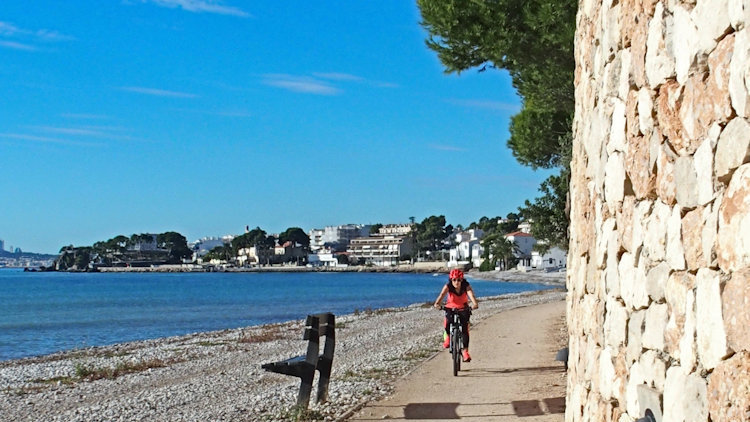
[433,268,479,362]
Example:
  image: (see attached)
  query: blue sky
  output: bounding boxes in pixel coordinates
[1,1,553,254]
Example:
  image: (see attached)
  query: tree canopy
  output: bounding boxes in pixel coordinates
[413,215,453,255]
[418,0,576,249]
[278,227,310,248]
[230,227,275,254]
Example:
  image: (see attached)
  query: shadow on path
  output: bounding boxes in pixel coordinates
[353,397,565,420]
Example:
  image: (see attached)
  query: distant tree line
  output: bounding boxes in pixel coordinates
[54,231,192,271]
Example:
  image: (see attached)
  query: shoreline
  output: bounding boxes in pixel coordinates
[0,289,566,421]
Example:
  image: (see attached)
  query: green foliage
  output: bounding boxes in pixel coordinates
[369,223,383,235]
[277,227,310,247]
[467,214,519,236]
[203,245,234,262]
[478,259,494,272]
[412,215,453,255]
[156,232,192,263]
[230,227,275,254]
[518,168,570,250]
[481,233,519,270]
[418,0,576,247]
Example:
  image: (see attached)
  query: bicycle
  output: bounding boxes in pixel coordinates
[441,306,471,376]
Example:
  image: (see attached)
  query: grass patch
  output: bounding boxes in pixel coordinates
[238,326,285,344]
[31,376,76,385]
[335,321,346,329]
[197,340,226,347]
[74,358,167,381]
[276,405,325,422]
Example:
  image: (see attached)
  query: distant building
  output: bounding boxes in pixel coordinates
[348,235,415,267]
[377,224,412,236]
[504,231,536,268]
[531,246,567,270]
[448,229,485,268]
[308,224,371,252]
[0,239,4,252]
[189,236,234,258]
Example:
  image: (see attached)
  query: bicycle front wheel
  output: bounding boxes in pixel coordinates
[451,330,461,376]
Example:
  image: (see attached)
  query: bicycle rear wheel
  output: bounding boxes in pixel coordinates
[451,329,461,376]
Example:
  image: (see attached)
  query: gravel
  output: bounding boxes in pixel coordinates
[0,287,565,422]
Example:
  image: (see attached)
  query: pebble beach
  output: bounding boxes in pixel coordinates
[0,271,566,422]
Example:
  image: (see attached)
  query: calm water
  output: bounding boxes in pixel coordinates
[0,269,554,361]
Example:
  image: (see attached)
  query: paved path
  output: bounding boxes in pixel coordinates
[346,300,567,421]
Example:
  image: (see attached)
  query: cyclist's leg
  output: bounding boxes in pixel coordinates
[458,309,470,348]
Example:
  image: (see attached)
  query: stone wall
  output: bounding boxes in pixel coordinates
[567,0,750,421]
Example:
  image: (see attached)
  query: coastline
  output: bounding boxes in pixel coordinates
[0,289,566,421]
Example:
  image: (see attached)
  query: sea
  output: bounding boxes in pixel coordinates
[0,269,556,361]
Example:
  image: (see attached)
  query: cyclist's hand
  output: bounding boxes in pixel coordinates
[471,303,479,310]
[434,303,441,310]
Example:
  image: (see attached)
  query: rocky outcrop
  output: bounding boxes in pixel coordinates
[568,1,750,421]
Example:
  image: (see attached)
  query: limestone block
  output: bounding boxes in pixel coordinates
[674,156,699,207]
[639,350,667,391]
[672,5,700,84]
[708,351,750,422]
[605,152,626,208]
[656,142,678,205]
[626,134,657,199]
[706,34,736,128]
[646,3,677,88]
[598,218,617,269]
[681,206,706,270]
[637,88,654,135]
[625,361,646,416]
[614,349,630,408]
[617,195,636,253]
[644,200,670,261]
[605,298,629,348]
[680,291,697,371]
[646,261,670,302]
[665,271,696,360]
[694,138,714,206]
[729,28,750,117]
[721,267,750,351]
[693,0,731,59]
[643,303,668,351]
[702,198,720,269]
[626,89,640,139]
[599,347,616,399]
[627,309,646,364]
[609,99,627,154]
[728,0,750,30]
[620,251,650,309]
[605,224,622,299]
[696,268,729,369]
[715,117,750,182]
[666,204,686,270]
[656,80,685,151]
[663,366,709,422]
[603,3,623,69]
[717,164,750,272]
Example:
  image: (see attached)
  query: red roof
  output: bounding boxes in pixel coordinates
[505,231,533,237]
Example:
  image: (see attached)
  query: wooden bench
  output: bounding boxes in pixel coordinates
[261,312,335,408]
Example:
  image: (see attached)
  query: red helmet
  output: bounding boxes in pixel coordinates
[449,269,464,280]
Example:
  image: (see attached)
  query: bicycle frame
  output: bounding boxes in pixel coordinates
[443,307,469,376]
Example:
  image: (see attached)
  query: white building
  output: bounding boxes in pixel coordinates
[307,249,344,268]
[348,235,414,267]
[504,231,536,268]
[189,236,234,258]
[531,246,567,270]
[448,229,484,268]
[308,224,371,252]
